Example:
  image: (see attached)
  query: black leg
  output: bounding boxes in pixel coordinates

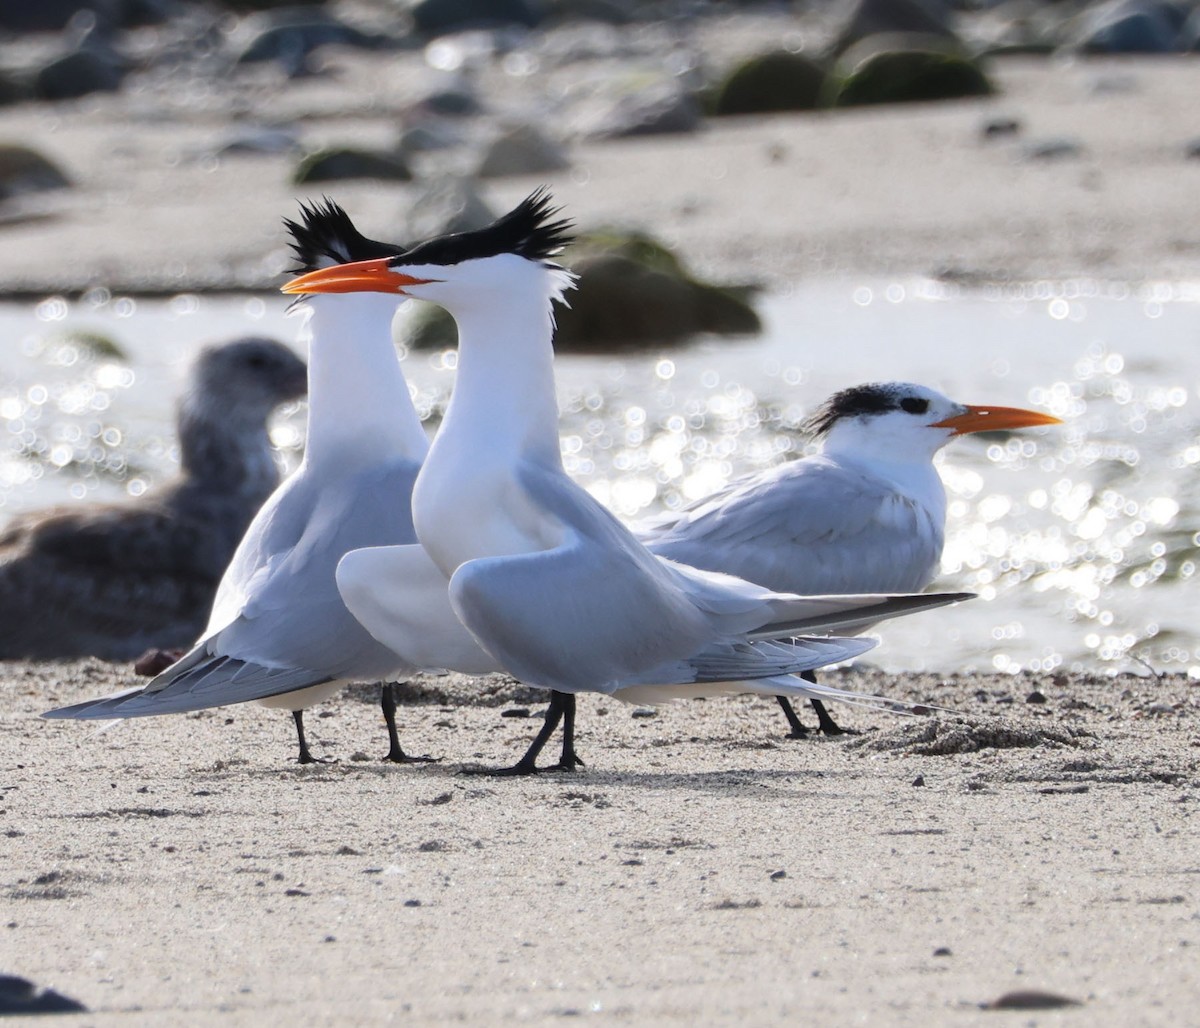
[379,682,440,764]
[465,691,573,776]
[553,692,585,771]
[776,695,810,738]
[799,669,850,736]
[292,709,324,764]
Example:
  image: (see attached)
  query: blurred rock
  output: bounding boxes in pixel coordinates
[0,0,169,32]
[34,43,125,100]
[410,0,542,36]
[543,0,635,26]
[570,74,702,139]
[1067,0,1184,53]
[232,6,392,75]
[711,50,826,115]
[830,0,958,55]
[0,974,87,1015]
[0,145,72,199]
[824,32,993,107]
[293,147,413,184]
[406,230,760,351]
[403,177,495,240]
[1022,137,1084,161]
[475,123,569,177]
[216,126,304,158]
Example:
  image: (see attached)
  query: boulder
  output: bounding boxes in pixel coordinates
[410,0,542,36]
[475,123,570,178]
[711,50,826,115]
[0,145,72,199]
[569,74,702,139]
[34,45,124,100]
[829,0,958,55]
[1067,0,1182,53]
[402,230,760,352]
[824,32,992,107]
[292,147,412,184]
[403,178,496,240]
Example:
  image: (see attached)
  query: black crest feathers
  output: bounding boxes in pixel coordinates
[284,198,405,274]
[392,188,573,269]
[802,383,902,438]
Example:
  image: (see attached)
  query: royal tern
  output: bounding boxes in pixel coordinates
[641,381,1062,735]
[2,338,305,661]
[283,190,972,774]
[44,202,446,764]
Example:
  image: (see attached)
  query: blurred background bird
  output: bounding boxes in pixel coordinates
[0,337,306,661]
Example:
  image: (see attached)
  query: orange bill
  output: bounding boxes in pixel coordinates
[932,404,1063,435]
[281,258,435,295]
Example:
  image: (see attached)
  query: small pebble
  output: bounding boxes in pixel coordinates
[631,709,657,719]
[932,947,952,957]
[769,869,787,880]
[912,775,925,787]
[1026,690,1047,704]
[501,707,530,718]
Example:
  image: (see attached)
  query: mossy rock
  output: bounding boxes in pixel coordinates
[0,144,71,199]
[824,33,993,108]
[401,231,760,353]
[292,148,412,185]
[51,330,127,361]
[711,50,827,116]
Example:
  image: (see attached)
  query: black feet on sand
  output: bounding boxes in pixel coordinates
[776,671,851,738]
[379,682,441,764]
[463,691,585,776]
[292,710,333,765]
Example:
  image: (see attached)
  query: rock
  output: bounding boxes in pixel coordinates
[829,0,958,55]
[403,231,760,352]
[0,974,87,1015]
[216,126,304,158]
[403,177,495,240]
[1068,0,1183,53]
[711,50,826,115]
[824,32,993,107]
[475,123,570,177]
[556,233,760,350]
[0,0,106,32]
[292,147,412,184]
[981,115,1020,139]
[233,7,390,74]
[1022,137,1084,161]
[570,74,702,139]
[410,0,542,36]
[1025,689,1047,704]
[34,44,124,100]
[543,0,635,25]
[0,145,72,199]
[984,989,1082,1010]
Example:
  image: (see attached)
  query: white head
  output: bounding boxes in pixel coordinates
[806,381,1061,465]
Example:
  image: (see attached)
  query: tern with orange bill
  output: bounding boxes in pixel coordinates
[282,190,974,774]
[639,381,1062,735]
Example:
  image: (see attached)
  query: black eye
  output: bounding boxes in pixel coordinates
[900,398,929,414]
[245,354,269,369]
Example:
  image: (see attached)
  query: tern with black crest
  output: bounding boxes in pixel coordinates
[284,190,972,774]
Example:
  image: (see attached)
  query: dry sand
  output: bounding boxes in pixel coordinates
[2,46,1200,1027]
[3,663,1198,1024]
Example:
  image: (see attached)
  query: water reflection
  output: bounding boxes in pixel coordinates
[1,281,1197,677]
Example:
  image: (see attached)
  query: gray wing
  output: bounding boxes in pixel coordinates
[447,461,860,694]
[43,458,421,720]
[641,457,943,595]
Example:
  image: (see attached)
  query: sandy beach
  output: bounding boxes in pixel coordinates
[2,14,1200,1025]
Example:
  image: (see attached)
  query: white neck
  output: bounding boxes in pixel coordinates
[299,295,429,469]
[412,263,566,571]
[821,433,946,519]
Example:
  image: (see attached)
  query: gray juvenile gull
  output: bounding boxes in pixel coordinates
[43,201,493,765]
[639,381,1061,736]
[283,190,973,774]
[0,337,306,661]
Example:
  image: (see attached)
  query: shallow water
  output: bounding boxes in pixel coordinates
[2,280,1198,677]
